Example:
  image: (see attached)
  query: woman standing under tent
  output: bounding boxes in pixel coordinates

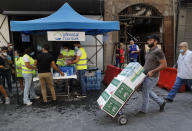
[21,47,39,106]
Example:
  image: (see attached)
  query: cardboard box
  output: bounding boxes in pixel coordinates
[97,91,124,117]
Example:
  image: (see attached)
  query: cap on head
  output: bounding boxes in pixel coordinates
[147,34,160,42]
[1,46,8,51]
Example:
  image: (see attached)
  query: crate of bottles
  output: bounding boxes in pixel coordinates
[85,69,102,90]
[59,66,75,76]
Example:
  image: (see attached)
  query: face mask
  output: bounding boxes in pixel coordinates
[64,49,68,52]
[3,52,7,56]
[75,47,79,50]
[148,43,154,48]
[179,49,184,53]
[15,56,19,58]
[37,46,42,51]
[30,52,35,56]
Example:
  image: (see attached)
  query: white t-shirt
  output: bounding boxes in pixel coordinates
[177,50,192,79]
[76,49,82,57]
[136,45,140,51]
[23,55,30,62]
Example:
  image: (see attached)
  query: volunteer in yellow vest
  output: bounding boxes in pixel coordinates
[67,41,87,97]
[61,45,75,61]
[21,47,39,106]
[56,54,65,67]
[56,45,75,66]
[14,50,24,94]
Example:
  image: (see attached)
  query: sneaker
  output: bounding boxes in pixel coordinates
[135,111,146,117]
[164,98,173,103]
[77,95,87,98]
[19,90,23,95]
[5,97,10,104]
[159,101,166,112]
[9,93,13,97]
[24,101,32,106]
[0,98,3,104]
[40,102,49,108]
[30,96,40,100]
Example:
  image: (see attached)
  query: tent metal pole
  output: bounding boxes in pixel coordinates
[10,31,20,105]
[95,36,98,67]
[103,41,104,72]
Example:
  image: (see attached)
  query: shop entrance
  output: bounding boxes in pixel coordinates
[118,4,163,65]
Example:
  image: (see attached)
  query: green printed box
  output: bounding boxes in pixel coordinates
[111,78,121,87]
[114,83,133,102]
[101,91,110,101]
[103,97,123,117]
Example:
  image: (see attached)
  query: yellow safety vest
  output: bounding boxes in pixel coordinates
[61,50,75,58]
[76,48,87,70]
[30,57,37,76]
[56,58,65,66]
[15,57,23,77]
[57,50,75,66]
[21,54,35,74]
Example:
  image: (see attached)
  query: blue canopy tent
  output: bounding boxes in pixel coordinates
[10,3,119,35]
[10,3,120,105]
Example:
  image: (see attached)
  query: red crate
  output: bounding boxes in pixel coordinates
[103,64,121,85]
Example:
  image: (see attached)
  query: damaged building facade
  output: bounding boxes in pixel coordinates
[104,0,176,67]
[177,0,192,56]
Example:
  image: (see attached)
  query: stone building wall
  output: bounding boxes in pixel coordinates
[104,0,175,68]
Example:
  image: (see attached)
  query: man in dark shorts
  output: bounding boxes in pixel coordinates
[139,34,167,114]
[36,44,64,104]
[0,56,10,104]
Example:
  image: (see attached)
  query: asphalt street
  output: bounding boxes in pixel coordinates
[0,86,192,131]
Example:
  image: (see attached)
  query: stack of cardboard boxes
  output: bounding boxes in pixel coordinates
[97,62,146,117]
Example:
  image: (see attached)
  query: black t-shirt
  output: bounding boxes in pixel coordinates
[0,56,5,66]
[37,52,55,73]
[0,57,5,74]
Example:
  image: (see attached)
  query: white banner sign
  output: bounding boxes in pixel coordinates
[47,31,85,41]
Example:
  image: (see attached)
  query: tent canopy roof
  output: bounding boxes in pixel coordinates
[10,3,119,35]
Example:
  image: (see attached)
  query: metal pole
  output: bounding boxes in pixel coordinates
[95,36,98,67]
[119,42,121,69]
[103,41,105,72]
[10,31,20,105]
[8,15,20,105]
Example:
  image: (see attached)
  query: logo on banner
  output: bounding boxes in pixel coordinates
[47,31,85,41]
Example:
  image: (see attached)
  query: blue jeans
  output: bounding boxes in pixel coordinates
[142,77,164,113]
[116,58,120,67]
[23,73,37,103]
[77,70,86,95]
[167,77,192,100]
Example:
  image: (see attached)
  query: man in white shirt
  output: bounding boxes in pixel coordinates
[165,42,192,102]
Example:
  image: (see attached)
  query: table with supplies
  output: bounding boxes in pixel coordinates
[33,66,77,98]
